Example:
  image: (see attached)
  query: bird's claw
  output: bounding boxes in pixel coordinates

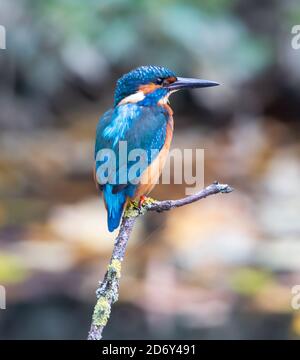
[138,195,147,208]
[138,196,156,209]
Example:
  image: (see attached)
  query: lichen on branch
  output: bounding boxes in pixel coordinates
[87,182,233,340]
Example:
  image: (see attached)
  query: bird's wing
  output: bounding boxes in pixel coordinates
[95,103,169,196]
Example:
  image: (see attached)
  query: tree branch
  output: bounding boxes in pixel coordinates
[87,181,233,340]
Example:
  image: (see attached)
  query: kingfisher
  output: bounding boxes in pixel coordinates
[95,65,219,232]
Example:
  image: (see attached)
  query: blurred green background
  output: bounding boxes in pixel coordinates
[0,0,300,339]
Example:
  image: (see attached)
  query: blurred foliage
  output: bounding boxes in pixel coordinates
[0,0,300,340]
[3,0,273,99]
[292,313,300,337]
[0,253,28,284]
[230,267,273,296]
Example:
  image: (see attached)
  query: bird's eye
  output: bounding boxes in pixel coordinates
[156,77,164,85]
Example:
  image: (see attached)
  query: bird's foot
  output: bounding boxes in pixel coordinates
[138,195,156,208]
[138,195,147,208]
[124,196,157,218]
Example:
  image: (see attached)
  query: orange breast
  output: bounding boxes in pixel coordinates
[133,111,174,199]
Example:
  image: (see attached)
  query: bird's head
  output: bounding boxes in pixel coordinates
[114,65,219,107]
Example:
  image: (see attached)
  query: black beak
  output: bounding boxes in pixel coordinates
[165,77,220,91]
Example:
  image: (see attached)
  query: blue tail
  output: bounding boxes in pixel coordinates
[103,185,126,232]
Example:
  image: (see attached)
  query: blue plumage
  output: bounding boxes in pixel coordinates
[103,185,127,232]
[114,65,175,106]
[95,65,219,232]
[95,102,169,231]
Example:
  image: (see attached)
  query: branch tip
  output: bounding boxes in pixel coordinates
[214,183,234,194]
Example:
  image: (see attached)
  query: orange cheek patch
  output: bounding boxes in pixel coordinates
[139,83,160,94]
[165,76,177,85]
